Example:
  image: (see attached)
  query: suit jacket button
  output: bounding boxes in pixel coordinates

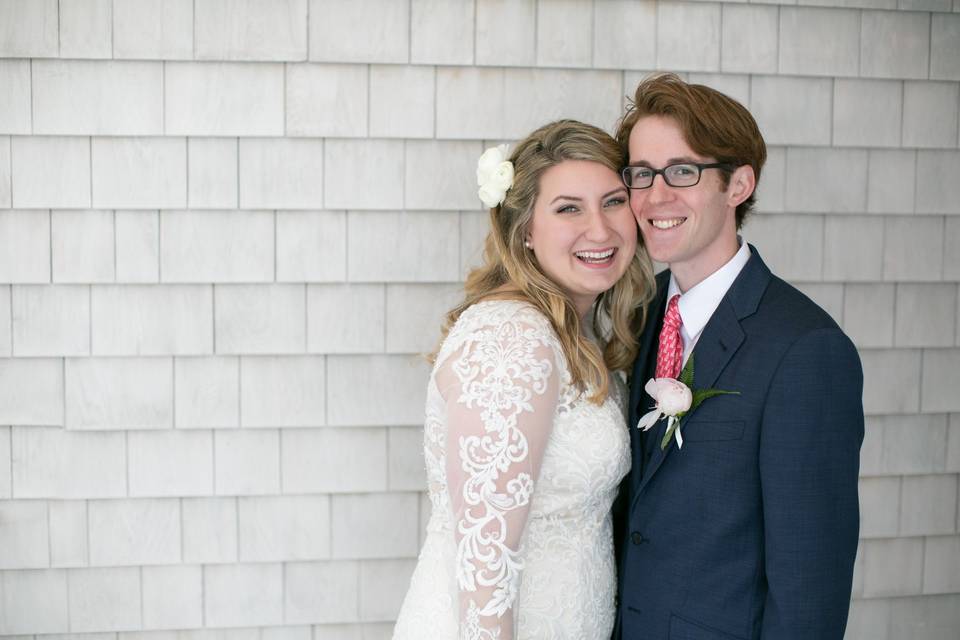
[631,531,645,545]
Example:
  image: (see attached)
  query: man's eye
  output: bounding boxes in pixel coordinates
[672,165,696,176]
[635,169,654,179]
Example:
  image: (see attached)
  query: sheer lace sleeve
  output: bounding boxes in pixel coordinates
[434,310,562,640]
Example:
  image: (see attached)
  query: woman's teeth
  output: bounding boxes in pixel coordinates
[575,248,616,263]
[651,218,685,230]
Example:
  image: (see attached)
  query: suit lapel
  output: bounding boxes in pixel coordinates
[629,271,670,491]
[630,272,670,422]
[636,300,745,492]
[631,245,773,502]
[685,299,745,393]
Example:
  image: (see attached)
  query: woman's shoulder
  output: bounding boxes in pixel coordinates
[455,298,556,336]
[436,298,562,365]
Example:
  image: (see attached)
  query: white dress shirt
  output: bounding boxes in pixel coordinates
[666,239,751,367]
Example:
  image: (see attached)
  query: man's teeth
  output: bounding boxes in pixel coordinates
[651,218,685,229]
[575,248,615,260]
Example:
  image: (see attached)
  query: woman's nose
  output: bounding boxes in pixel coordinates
[584,207,612,240]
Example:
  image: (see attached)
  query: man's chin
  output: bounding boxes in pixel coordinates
[642,245,679,266]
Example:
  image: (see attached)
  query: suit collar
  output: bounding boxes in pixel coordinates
[722,243,771,322]
[666,240,752,347]
[680,244,771,392]
[665,243,771,322]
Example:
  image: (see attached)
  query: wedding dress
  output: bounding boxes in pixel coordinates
[393,299,630,640]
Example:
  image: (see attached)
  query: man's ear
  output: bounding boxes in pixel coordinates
[726,165,756,209]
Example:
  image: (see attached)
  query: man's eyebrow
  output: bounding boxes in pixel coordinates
[627,156,700,167]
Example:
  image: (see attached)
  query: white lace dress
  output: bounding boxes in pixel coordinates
[393,300,631,640]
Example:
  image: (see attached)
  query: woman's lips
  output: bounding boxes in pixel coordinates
[574,247,618,267]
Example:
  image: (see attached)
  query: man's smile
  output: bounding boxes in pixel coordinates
[648,217,687,230]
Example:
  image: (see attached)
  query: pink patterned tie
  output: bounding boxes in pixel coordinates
[655,294,684,379]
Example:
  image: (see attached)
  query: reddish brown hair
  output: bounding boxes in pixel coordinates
[616,73,767,228]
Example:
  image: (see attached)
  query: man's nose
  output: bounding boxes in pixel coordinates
[646,173,675,204]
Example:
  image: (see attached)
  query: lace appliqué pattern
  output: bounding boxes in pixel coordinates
[452,317,556,630]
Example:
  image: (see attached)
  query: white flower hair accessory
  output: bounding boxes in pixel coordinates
[476,144,514,208]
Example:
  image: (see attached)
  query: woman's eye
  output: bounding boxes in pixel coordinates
[604,197,626,208]
[557,204,579,214]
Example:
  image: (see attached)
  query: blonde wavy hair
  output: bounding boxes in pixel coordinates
[431,119,656,403]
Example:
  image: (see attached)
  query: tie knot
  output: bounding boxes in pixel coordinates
[663,294,682,330]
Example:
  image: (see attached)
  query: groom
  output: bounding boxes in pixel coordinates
[612,74,863,639]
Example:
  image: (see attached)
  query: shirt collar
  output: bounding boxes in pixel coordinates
[666,239,751,341]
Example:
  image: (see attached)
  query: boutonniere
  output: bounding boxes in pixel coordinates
[637,354,740,450]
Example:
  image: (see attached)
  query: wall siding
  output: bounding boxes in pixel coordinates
[0,0,958,638]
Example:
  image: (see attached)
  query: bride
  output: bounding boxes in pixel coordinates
[393,120,655,639]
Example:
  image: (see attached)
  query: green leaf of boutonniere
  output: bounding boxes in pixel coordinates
[678,354,695,388]
[691,388,740,406]
[659,353,740,450]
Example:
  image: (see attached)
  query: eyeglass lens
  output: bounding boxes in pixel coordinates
[624,164,701,189]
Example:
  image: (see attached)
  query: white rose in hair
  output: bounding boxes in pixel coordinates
[476,144,514,208]
[477,144,509,185]
[479,183,506,208]
[490,161,514,191]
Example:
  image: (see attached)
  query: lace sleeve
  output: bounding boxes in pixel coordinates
[435,313,561,640]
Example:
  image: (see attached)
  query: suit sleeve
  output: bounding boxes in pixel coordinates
[758,327,863,639]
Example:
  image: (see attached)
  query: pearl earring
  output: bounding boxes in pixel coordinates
[525,240,532,249]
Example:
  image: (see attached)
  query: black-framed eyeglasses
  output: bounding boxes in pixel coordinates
[621,163,735,189]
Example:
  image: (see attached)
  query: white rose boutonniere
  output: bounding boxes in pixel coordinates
[477,144,514,208]
[637,354,739,450]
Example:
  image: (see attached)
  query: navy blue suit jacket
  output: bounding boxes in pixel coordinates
[613,247,863,640]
